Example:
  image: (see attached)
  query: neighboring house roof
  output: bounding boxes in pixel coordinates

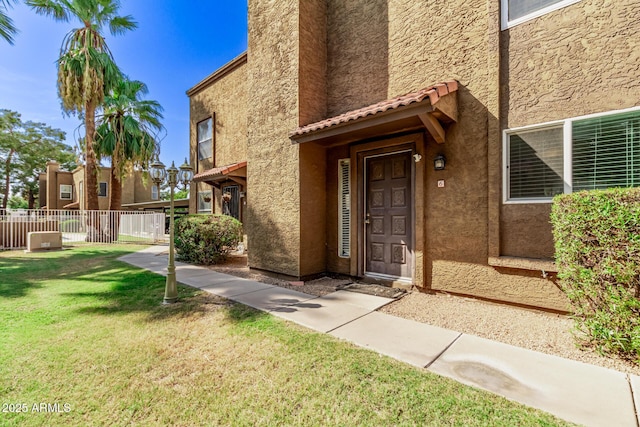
[290,80,459,139]
[63,201,79,209]
[193,161,247,183]
[121,199,190,211]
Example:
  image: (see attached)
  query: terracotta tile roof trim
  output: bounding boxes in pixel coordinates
[63,201,79,209]
[290,80,458,137]
[193,161,247,181]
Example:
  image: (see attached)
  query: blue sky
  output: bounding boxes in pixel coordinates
[0,0,248,167]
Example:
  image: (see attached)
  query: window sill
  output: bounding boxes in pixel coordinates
[488,256,557,273]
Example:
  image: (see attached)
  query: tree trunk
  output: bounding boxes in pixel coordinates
[27,188,35,209]
[2,148,14,209]
[108,167,122,241]
[109,165,122,210]
[84,101,103,242]
[85,101,99,211]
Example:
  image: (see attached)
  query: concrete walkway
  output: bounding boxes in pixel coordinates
[119,246,640,427]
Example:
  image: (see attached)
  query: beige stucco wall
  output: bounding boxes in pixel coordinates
[385,0,492,283]
[188,57,248,217]
[432,260,569,311]
[326,0,388,116]
[247,0,301,276]
[96,167,111,210]
[120,171,153,206]
[48,171,73,209]
[189,60,248,170]
[500,0,640,260]
[72,168,84,209]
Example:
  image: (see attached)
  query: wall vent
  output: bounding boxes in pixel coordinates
[338,159,350,258]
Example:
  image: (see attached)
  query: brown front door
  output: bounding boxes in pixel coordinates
[365,151,413,280]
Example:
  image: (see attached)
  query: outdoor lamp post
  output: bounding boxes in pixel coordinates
[150,157,193,304]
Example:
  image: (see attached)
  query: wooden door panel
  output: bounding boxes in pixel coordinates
[365,151,412,279]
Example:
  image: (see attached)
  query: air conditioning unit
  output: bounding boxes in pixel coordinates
[26,231,63,252]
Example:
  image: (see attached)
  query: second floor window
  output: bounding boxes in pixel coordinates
[60,184,72,200]
[98,182,108,197]
[198,117,213,161]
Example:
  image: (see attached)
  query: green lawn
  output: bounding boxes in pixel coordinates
[0,246,572,426]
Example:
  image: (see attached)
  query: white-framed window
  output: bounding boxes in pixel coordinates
[151,184,159,201]
[501,0,581,29]
[197,117,213,161]
[504,107,640,203]
[60,184,72,200]
[198,190,212,213]
[98,182,108,197]
[338,159,351,258]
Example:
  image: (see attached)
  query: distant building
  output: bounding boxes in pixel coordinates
[38,161,159,210]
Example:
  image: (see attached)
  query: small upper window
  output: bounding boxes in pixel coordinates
[197,118,213,161]
[501,0,581,29]
[60,184,72,200]
[98,182,108,198]
[151,184,159,201]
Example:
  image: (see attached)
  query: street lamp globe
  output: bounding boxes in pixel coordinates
[150,157,167,185]
[178,158,194,185]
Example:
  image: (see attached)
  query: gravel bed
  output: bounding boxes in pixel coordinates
[204,254,640,376]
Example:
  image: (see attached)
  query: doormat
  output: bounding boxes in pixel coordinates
[336,283,406,299]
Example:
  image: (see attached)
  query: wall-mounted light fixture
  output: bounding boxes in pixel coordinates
[413,153,422,163]
[434,154,446,171]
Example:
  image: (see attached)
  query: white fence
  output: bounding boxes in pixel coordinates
[0,209,166,250]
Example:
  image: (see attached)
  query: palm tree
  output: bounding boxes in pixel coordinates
[95,78,163,211]
[0,0,18,44]
[27,0,136,214]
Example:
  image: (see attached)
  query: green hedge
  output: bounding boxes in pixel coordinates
[551,188,640,362]
[60,219,82,232]
[174,214,242,265]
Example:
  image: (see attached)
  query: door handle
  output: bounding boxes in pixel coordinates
[364,213,371,224]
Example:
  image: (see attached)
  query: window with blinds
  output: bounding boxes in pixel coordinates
[338,159,350,258]
[572,111,640,191]
[505,108,640,202]
[501,0,581,29]
[508,126,564,200]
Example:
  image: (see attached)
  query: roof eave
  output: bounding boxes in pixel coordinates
[290,101,435,145]
[186,52,248,97]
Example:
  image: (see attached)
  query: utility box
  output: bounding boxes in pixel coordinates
[26,231,63,252]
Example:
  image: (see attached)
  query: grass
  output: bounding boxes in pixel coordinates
[0,246,573,426]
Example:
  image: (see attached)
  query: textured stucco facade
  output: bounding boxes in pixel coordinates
[499,0,640,262]
[187,0,639,311]
[187,54,248,218]
[246,0,302,276]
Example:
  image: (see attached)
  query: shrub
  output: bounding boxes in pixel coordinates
[174,214,242,265]
[551,188,640,362]
[60,219,81,232]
